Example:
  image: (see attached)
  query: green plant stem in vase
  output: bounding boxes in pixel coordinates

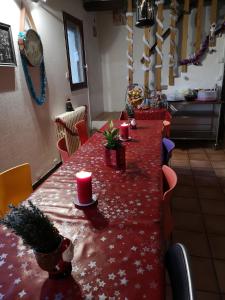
[103,121,126,170]
[103,120,121,150]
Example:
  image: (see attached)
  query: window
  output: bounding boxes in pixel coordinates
[63,12,87,91]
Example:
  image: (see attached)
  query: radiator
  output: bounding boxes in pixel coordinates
[55,106,87,155]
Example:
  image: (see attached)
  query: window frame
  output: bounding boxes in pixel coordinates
[63,12,87,91]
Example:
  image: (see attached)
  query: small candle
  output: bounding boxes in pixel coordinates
[75,171,92,204]
[120,123,129,140]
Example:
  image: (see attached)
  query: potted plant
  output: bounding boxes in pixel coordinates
[0,201,74,279]
[103,121,126,170]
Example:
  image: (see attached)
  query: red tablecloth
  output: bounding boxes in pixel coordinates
[120,109,171,121]
[0,120,165,300]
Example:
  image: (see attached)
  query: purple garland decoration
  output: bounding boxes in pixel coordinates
[179,21,225,66]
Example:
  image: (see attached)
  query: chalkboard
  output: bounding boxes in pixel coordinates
[0,22,17,67]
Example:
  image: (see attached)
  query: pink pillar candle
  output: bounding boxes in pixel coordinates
[75,171,92,204]
[120,123,129,139]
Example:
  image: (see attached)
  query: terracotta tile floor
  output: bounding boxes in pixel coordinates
[168,142,225,299]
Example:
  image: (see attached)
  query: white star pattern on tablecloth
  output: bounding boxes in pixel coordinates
[8,264,13,269]
[83,283,92,292]
[98,293,107,300]
[17,252,24,257]
[80,271,86,277]
[14,278,21,285]
[108,273,116,280]
[21,262,28,269]
[117,269,126,277]
[0,254,7,260]
[0,293,4,300]
[85,293,93,300]
[114,291,120,296]
[134,260,141,266]
[131,246,137,252]
[146,264,153,271]
[18,290,26,298]
[116,234,123,240]
[137,267,144,275]
[0,260,5,267]
[122,257,128,262]
[108,257,115,264]
[88,261,96,268]
[98,280,106,287]
[72,265,79,272]
[109,245,114,250]
[120,277,128,285]
[100,237,107,242]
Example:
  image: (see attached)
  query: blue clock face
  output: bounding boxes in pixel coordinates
[24,29,43,67]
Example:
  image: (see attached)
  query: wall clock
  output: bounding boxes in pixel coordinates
[23,29,43,67]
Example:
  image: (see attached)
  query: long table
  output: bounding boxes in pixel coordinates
[0,120,165,300]
[120,108,171,121]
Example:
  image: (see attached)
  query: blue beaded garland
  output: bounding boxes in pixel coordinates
[20,54,47,105]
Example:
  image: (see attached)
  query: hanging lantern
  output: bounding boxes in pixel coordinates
[135,0,155,28]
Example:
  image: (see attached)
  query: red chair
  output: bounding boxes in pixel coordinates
[162,111,172,137]
[57,137,70,163]
[74,119,88,145]
[162,165,177,241]
[162,120,171,138]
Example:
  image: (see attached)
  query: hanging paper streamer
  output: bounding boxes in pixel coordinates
[195,0,204,52]
[126,0,134,85]
[168,0,178,85]
[180,0,190,73]
[142,29,151,97]
[210,0,218,48]
[155,0,164,91]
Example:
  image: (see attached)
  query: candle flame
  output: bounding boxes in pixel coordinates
[76,171,92,179]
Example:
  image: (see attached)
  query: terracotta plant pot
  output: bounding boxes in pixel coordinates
[34,236,74,279]
[104,144,126,170]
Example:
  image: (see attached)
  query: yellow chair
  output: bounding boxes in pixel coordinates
[0,163,33,217]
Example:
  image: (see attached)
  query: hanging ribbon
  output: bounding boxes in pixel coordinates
[126,0,134,84]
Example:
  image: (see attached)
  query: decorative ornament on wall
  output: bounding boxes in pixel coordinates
[18,29,47,105]
[179,21,225,66]
[18,2,47,106]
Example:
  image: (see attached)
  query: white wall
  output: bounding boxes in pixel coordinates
[97,5,225,112]
[0,0,103,182]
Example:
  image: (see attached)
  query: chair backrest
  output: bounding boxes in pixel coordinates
[162,137,175,165]
[165,243,195,300]
[57,137,70,163]
[0,163,33,216]
[162,164,177,202]
[162,120,171,138]
[74,119,88,145]
[162,165,177,239]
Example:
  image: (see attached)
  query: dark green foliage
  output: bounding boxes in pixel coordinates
[0,201,61,253]
[103,120,121,150]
